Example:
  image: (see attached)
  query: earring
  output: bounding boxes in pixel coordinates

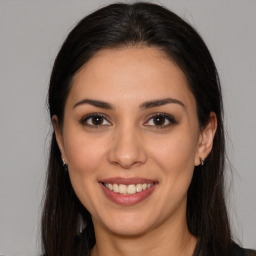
[62,158,68,172]
[200,158,205,166]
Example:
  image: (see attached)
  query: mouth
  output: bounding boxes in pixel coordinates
[99,177,158,205]
[103,182,154,195]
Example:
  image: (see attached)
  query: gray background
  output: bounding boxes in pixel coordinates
[0,0,255,255]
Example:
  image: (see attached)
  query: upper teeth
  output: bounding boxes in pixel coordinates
[104,183,153,195]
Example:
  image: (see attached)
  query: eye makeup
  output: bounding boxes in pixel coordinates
[80,113,112,128]
[79,111,178,130]
[144,113,178,128]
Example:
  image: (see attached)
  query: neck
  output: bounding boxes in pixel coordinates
[90,213,197,256]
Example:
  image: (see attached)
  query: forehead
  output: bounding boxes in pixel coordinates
[68,46,196,109]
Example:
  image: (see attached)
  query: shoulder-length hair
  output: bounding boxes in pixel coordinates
[42,2,231,256]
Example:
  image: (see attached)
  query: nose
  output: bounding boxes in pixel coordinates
[107,125,147,169]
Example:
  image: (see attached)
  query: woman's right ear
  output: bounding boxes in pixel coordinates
[52,115,66,160]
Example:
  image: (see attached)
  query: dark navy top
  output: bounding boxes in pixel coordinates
[193,241,256,256]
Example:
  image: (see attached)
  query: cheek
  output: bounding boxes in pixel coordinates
[64,128,107,172]
[151,134,197,169]
[63,130,109,212]
[63,130,110,201]
[147,127,199,188]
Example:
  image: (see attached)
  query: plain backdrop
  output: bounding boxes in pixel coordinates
[0,0,255,255]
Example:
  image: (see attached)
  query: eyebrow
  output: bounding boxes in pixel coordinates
[140,98,185,109]
[73,97,185,110]
[73,99,114,109]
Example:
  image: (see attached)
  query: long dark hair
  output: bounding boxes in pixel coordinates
[42,2,231,255]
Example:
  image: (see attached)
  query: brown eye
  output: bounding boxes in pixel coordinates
[91,116,104,125]
[153,116,166,126]
[145,113,177,128]
[81,114,111,127]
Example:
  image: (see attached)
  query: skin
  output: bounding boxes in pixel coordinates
[53,46,217,256]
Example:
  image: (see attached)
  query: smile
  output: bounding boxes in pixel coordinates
[100,178,158,205]
[103,183,154,195]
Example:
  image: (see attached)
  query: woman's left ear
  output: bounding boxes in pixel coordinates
[195,112,217,166]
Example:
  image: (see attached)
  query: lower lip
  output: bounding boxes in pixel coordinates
[100,183,157,206]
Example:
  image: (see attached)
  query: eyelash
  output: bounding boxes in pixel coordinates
[80,113,177,129]
[80,113,111,128]
[144,113,177,128]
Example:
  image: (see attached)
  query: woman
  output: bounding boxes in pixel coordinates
[41,2,256,256]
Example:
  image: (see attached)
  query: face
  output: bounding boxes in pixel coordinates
[54,47,215,237]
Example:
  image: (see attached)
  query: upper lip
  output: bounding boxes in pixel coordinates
[99,177,158,185]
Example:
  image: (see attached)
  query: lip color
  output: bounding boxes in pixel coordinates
[99,177,157,206]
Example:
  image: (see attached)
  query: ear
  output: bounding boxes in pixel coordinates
[52,115,67,163]
[195,112,217,166]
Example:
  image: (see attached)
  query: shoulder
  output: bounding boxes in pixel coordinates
[244,249,256,256]
[229,243,256,256]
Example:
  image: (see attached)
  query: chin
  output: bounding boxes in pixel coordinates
[93,210,159,237]
[106,222,153,237]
